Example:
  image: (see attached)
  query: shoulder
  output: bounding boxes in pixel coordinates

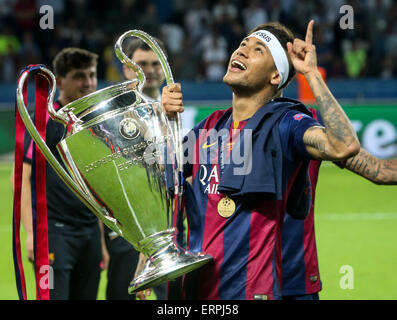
[308,107,324,125]
[273,97,312,117]
[194,108,231,131]
[278,107,320,136]
[278,109,321,161]
[184,108,231,144]
[205,108,231,127]
[279,110,314,130]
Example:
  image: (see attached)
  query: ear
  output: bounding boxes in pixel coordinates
[56,77,63,90]
[123,65,135,80]
[270,71,281,87]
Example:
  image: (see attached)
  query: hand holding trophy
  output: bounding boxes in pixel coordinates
[15,30,212,295]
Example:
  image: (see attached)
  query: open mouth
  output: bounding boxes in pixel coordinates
[146,77,158,82]
[231,59,247,71]
[80,90,92,96]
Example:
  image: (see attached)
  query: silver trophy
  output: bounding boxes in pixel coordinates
[16,30,212,294]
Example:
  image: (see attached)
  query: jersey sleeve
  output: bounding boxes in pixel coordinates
[279,110,322,161]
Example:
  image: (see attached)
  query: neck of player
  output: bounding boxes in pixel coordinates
[58,95,72,107]
[143,87,160,100]
[232,86,276,122]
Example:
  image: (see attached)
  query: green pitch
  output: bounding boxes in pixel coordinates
[1,161,397,300]
[315,162,397,299]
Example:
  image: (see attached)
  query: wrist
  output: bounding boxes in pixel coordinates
[303,68,323,85]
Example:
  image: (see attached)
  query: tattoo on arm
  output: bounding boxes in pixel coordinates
[345,149,397,185]
[303,126,328,158]
[378,159,397,184]
[345,149,380,182]
[306,72,358,157]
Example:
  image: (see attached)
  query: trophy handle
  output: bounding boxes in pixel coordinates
[114,30,175,91]
[16,65,122,233]
[114,30,184,194]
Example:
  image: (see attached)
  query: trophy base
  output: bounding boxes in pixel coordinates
[128,241,212,294]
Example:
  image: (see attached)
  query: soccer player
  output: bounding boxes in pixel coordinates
[281,108,397,300]
[104,37,167,300]
[158,20,360,300]
[15,48,107,300]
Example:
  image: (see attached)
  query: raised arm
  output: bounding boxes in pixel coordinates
[287,21,360,160]
[344,148,397,185]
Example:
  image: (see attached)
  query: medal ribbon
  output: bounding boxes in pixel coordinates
[13,64,50,300]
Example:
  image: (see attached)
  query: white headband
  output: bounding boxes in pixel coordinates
[249,30,290,88]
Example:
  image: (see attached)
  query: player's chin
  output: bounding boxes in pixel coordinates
[145,79,159,88]
[223,72,235,85]
[75,90,94,101]
[223,72,246,89]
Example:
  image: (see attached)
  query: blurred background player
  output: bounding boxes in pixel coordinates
[104,37,168,300]
[13,47,109,300]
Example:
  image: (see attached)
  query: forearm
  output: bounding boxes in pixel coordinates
[135,252,147,278]
[305,70,360,158]
[21,163,33,234]
[378,159,397,185]
[98,220,107,248]
[10,165,15,191]
[345,149,397,185]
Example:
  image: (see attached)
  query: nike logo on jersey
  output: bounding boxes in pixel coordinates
[202,142,217,149]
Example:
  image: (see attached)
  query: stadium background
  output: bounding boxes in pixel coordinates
[1,0,397,299]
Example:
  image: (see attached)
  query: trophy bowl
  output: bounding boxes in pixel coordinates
[16,30,212,295]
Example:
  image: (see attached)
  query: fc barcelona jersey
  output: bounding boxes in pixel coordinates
[182,106,320,300]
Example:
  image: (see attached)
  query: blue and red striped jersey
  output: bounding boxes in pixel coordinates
[281,107,323,296]
[182,106,320,300]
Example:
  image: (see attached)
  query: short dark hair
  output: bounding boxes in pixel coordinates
[52,47,98,77]
[248,22,295,90]
[124,37,167,60]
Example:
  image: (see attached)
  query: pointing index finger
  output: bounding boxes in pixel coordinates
[305,20,314,45]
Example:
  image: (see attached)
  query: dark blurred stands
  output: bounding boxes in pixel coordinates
[0,0,397,84]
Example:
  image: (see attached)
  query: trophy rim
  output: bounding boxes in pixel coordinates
[59,79,143,122]
[78,100,162,133]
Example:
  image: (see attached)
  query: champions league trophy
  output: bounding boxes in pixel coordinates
[16,30,212,293]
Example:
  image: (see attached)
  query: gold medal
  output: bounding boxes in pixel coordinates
[217,196,236,218]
